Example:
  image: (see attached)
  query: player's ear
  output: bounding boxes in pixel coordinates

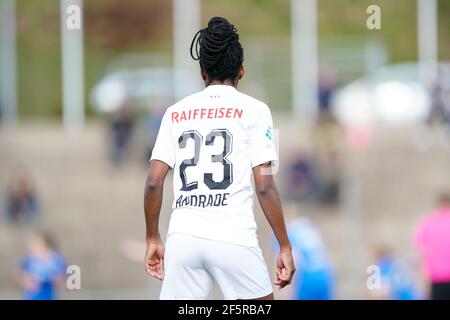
[238,66,245,80]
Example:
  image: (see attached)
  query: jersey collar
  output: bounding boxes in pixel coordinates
[203,84,237,93]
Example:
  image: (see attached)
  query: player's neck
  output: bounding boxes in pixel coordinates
[206,79,237,88]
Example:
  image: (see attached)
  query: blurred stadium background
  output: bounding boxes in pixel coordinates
[1,0,450,299]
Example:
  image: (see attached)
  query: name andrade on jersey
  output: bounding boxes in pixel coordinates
[175,193,230,209]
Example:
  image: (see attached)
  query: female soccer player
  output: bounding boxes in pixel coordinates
[144,16,295,300]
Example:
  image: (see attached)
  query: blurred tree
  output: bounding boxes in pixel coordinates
[84,0,172,49]
[13,0,450,119]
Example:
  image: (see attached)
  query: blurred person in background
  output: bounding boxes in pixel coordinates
[311,111,344,205]
[414,192,450,300]
[286,152,321,202]
[277,204,335,300]
[426,75,450,131]
[318,66,336,114]
[3,169,39,223]
[109,101,135,166]
[312,66,342,205]
[370,245,419,300]
[145,97,168,162]
[18,232,67,300]
[418,72,450,150]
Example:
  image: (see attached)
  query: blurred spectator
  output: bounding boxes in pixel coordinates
[145,96,168,161]
[278,207,335,300]
[426,78,450,129]
[109,102,135,165]
[311,111,344,205]
[286,152,321,202]
[318,66,337,113]
[413,193,450,300]
[18,232,67,300]
[370,246,419,300]
[3,169,39,223]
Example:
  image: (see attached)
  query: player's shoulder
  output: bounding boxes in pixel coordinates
[236,90,271,113]
[236,92,274,126]
[165,91,204,113]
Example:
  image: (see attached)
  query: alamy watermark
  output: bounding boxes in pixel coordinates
[64,4,82,30]
[366,264,381,290]
[66,264,81,290]
[366,5,382,30]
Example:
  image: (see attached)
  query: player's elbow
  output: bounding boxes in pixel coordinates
[255,176,276,198]
[145,178,163,193]
[256,184,274,198]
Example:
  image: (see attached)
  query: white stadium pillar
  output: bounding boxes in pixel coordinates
[173,0,202,100]
[417,0,438,86]
[291,0,319,122]
[60,0,85,132]
[0,0,18,127]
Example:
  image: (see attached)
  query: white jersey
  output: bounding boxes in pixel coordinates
[150,85,277,247]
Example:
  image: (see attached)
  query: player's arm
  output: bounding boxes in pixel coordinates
[144,159,170,280]
[253,163,295,289]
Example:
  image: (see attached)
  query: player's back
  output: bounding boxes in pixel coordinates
[150,84,277,247]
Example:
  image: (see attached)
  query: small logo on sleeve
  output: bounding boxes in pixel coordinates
[265,126,273,142]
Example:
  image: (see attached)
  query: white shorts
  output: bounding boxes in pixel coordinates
[160,233,273,300]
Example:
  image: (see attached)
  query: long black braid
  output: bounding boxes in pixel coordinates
[190,17,244,82]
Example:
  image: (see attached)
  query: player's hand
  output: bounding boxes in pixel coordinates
[144,237,165,280]
[274,246,295,289]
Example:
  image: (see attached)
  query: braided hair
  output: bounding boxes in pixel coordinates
[190,17,244,83]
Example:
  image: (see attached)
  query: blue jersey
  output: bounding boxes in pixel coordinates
[378,255,418,300]
[287,218,335,300]
[21,251,66,300]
